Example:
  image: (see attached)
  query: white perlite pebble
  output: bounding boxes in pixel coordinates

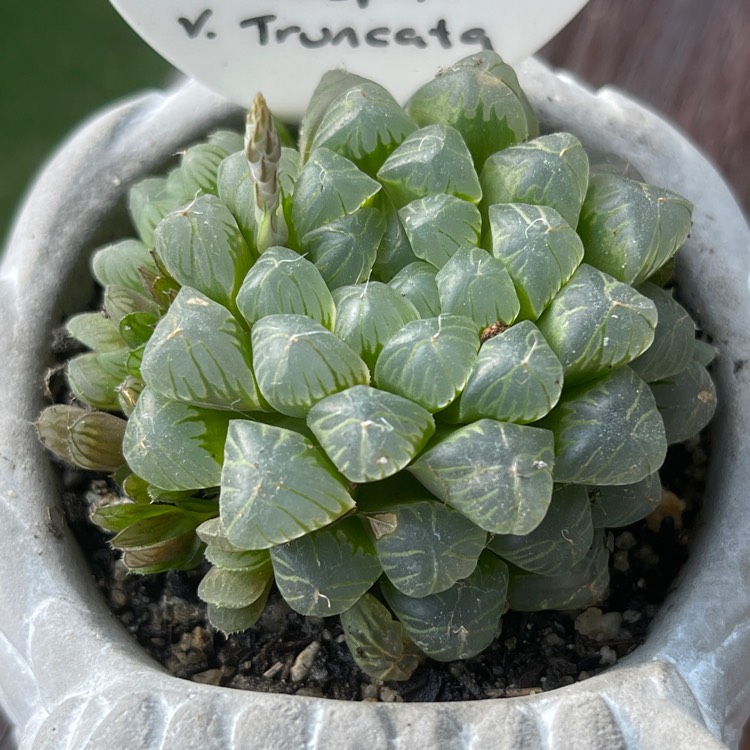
[291,641,322,682]
[574,607,623,641]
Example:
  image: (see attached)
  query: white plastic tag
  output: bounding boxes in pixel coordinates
[110,0,589,118]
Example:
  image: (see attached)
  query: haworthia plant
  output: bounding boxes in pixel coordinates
[37,51,716,683]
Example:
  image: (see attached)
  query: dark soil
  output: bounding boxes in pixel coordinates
[57,435,708,703]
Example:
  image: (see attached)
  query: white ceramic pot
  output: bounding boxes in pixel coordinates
[1,58,748,749]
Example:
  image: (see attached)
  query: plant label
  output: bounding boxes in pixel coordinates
[109,0,589,117]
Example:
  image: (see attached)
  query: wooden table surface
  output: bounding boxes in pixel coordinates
[539,0,750,215]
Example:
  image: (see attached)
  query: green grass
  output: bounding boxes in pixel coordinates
[0,2,174,244]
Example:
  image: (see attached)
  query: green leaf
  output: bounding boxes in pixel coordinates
[307,386,435,483]
[122,387,232,491]
[271,517,381,616]
[104,284,159,328]
[332,282,420,368]
[692,338,717,368]
[371,196,419,282]
[122,532,205,575]
[204,544,268,571]
[251,314,370,418]
[364,497,487,597]
[506,531,610,611]
[310,79,417,175]
[630,283,696,382]
[197,516,246,551]
[488,484,593,576]
[207,129,244,153]
[436,246,520,330]
[66,350,128,411]
[381,550,508,661]
[111,509,204,550]
[589,472,662,528]
[291,148,381,239]
[299,207,385,289]
[92,501,202,534]
[207,581,272,634]
[154,194,253,309]
[536,264,657,385]
[374,315,479,412]
[119,311,159,350]
[398,194,481,269]
[179,142,228,196]
[405,51,537,169]
[488,203,584,321]
[198,561,273,608]
[127,176,186,247]
[409,419,555,535]
[340,593,423,681]
[236,246,335,329]
[650,360,717,444]
[540,367,667,485]
[140,287,263,411]
[578,173,693,285]
[67,312,124,353]
[450,320,563,424]
[91,238,157,292]
[388,262,441,318]
[377,125,482,208]
[220,420,355,549]
[479,132,589,228]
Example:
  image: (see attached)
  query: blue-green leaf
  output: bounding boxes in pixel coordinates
[154,194,253,309]
[377,124,482,208]
[91,238,157,292]
[332,282,419,368]
[488,203,584,321]
[236,246,335,329]
[480,132,589,228]
[198,560,273,608]
[374,315,479,412]
[489,484,593,576]
[291,148,381,238]
[141,287,263,411]
[578,173,693,285]
[436,246,520,330]
[371,197,419,282]
[588,472,662,528]
[381,550,508,661]
[307,386,435,483]
[252,314,370,418]
[408,419,555,535]
[388,262,441,318]
[128,176,187,247]
[206,581,272,634]
[220,420,355,549]
[364,497,487,597]
[66,350,129,411]
[399,194,481,269]
[67,312,124,353]
[271,517,381,615]
[541,367,667,485]
[536,264,657,385]
[450,320,563,424]
[122,388,232,491]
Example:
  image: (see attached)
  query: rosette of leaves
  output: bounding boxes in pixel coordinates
[37,51,716,683]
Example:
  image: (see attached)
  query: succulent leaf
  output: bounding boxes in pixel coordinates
[536,263,657,385]
[588,472,662,529]
[207,581,272,634]
[479,132,589,228]
[91,238,158,292]
[377,124,482,208]
[541,367,667,485]
[388,262,441,318]
[650,360,717,444]
[409,419,555,535]
[66,350,129,411]
[220,420,355,550]
[449,320,563,424]
[128,176,186,247]
[488,484,593,576]
[373,315,479,412]
[381,550,508,661]
[179,142,230,197]
[67,312,124,353]
[340,593,423,681]
[488,203,584,321]
[251,314,370,418]
[332,282,420,368]
[122,387,233,491]
[307,385,435,483]
[436,246,520,330]
[198,560,273,608]
[270,517,382,616]
[236,246,335,329]
[371,197,419,281]
[364,497,487,597]
[398,194,482,269]
[577,173,693,285]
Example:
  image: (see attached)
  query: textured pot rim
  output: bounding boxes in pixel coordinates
[1,57,748,750]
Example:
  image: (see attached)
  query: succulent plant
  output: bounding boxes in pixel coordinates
[37,51,716,682]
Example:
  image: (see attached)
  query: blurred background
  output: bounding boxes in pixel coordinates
[1,0,748,246]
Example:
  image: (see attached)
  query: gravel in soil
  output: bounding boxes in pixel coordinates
[58,435,708,703]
